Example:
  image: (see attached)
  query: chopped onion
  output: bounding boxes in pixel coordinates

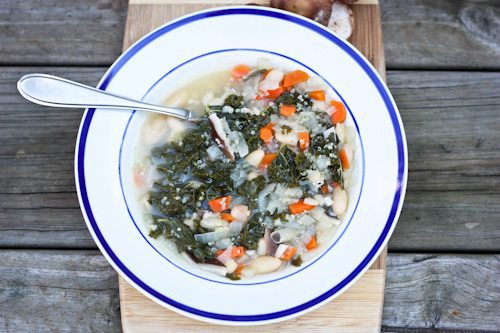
[207,145,223,161]
[258,183,276,212]
[194,228,230,243]
[229,221,244,235]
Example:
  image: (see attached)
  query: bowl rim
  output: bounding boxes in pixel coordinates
[74,5,408,325]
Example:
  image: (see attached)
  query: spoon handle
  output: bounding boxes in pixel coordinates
[17,74,193,120]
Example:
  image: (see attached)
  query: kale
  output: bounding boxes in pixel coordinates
[267,146,310,186]
[223,94,244,109]
[280,125,292,134]
[149,181,206,216]
[309,133,343,185]
[237,213,266,250]
[291,255,303,267]
[236,175,267,209]
[222,113,269,151]
[149,217,214,262]
[275,91,312,111]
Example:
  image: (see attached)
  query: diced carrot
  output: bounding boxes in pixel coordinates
[264,122,276,130]
[320,184,330,194]
[260,153,277,168]
[280,104,296,117]
[309,90,325,101]
[231,246,245,258]
[330,100,347,124]
[208,196,231,212]
[281,246,297,261]
[283,70,309,88]
[231,64,251,79]
[220,213,235,222]
[306,236,317,250]
[235,264,245,276]
[339,148,350,169]
[267,85,284,99]
[298,132,310,150]
[288,200,316,214]
[259,127,273,142]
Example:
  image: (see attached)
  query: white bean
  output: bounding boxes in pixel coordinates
[250,256,282,274]
[200,215,228,230]
[240,266,256,279]
[265,69,284,82]
[335,123,346,143]
[317,228,336,246]
[245,149,265,167]
[333,187,348,216]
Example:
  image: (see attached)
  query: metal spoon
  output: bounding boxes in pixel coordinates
[17,73,194,120]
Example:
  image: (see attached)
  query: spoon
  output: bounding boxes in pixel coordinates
[17,73,194,120]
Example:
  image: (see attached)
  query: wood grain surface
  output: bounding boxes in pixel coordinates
[1,68,498,251]
[1,251,498,332]
[0,0,498,68]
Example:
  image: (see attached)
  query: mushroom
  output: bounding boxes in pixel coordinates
[208,113,235,161]
[327,1,354,39]
[270,0,354,39]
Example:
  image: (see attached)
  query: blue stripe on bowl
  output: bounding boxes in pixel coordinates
[76,7,406,322]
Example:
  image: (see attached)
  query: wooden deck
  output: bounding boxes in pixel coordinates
[0,0,498,331]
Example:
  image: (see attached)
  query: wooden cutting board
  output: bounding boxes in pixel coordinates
[119,1,387,331]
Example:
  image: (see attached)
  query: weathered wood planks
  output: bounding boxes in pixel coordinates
[1,67,498,250]
[1,251,497,332]
[0,0,498,68]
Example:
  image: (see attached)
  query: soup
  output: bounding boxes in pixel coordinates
[134,62,357,280]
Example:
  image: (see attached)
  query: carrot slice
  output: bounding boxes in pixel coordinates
[280,104,296,117]
[259,127,273,142]
[288,200,316,214]
[208,196,231,212]
[281,246,297,261]
[330,100,347,124]
[231,246,245,258]
[231,64,251,79]
[260,153,277,168]
[283,70,309,88]
[308,90,325,101]
[306,236,317,250]
[267,85,284,99]
[220,213,235,222]
[298,132,310,150]
[339,148,350,169]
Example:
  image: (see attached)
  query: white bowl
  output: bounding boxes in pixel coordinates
[75,6,407,326]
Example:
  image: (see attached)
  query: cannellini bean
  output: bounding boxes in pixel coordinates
[257,238,267,256]
[310,206,340,232]
[275,130,298,146]
[274,244,288,258]
[335,123,346,143]
[198,264,228,277]
[265,69,284,82]
[245,149,265,167]
[333,187,348,216]
[346,126,357,144]
[250,256,282,274]
[224,259,238,274]
[306,76,327,91]
[271,228,299,243]
[231,204,250,222]
[200,215,228,230]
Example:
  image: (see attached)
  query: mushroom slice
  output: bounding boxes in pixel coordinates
[208,113,235,161]
[327,1,354,39]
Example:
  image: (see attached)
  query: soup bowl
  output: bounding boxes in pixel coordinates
[75,6,407,325]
